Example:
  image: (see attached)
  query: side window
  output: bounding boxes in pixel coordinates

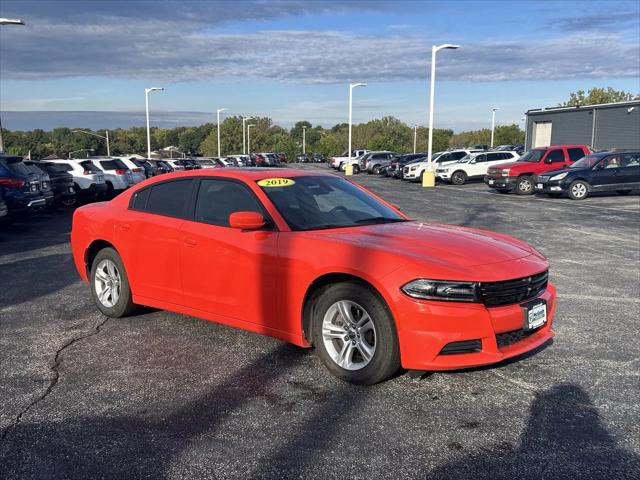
[131,187,151,210]
[100,160,117,170]
[450,152,467,160]
[50,163,73,171]
[476,154,487,162]
[567,148,586,162]
[144,179,193,218]
[621,154,640,168]
[485,153,500,162]
[438,153,451,162]
[195,179,264,227]
[602,155,622,169]
[546,149,565,163]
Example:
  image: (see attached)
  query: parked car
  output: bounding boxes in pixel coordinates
[484,144,591,195]
[195,158,219,169]
[313,153,325,163]
[71,168,555,385]
[436,151,520,185]
[474,144,489,151]
[277,152,288,163]
[535,150,640,200]
[360,152,398,174]
[113,157,146,184]
[89,157,134,196]
[225,155,251,167]
[296,154,308,163]
[387,153,428,178]
[23,161,55,208]
[0,154,47,215]
[0,188,8,219]
[329,149,370,170]
[44,159,107,201]
[162,159,185,171]
[30,161,77,207]
[403,150,481,182]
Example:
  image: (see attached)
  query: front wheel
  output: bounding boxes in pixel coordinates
[312,282,400,385]
[353,165,360,174]
[568,180,589,200]
[451,170,467,185]
[372,165,380,175]
[516,175,535,195]
[90,247,137,317]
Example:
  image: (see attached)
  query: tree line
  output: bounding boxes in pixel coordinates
[1,116,525,161]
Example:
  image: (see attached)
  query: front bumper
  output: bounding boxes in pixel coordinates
[485,176,517,190]
[535,179,568,194]
[395,282,557,370]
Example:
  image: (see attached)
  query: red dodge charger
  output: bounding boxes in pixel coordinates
[71,168,555,384]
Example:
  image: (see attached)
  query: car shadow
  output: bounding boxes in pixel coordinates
[0,210,72,257]
[428,383,640,479]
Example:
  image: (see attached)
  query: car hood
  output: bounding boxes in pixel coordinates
[539,166,581,177]
[491,160,535,170]
[306,221,537,270]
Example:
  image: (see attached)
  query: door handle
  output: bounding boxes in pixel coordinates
[184,238,198,247]
[118,223,130,231]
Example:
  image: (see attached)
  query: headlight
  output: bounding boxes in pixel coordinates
[401,279,478,302]
[410,166,417,171]
[501,169,510,176]
[550,172,568,181]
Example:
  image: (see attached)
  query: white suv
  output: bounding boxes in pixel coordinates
[403,150,481,182]
[89,158,134,195]
[112,156,147,184]
[44,158,108,200]
[436,151,520,185]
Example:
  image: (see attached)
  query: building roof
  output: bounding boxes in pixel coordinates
[526,100,640,115]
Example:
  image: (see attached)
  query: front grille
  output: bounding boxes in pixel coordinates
[496,327,539,349]
[440,339,482,355]
[479,271,548,307]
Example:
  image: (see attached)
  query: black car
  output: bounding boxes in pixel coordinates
[535,150,640,200]
[388,153,428,178]
[0,155,47,215]
[23,161,55,208]
[37,161,77,207]
[0,187,8,219]
[313,153,325,163]
[180,158,202,170]
[296,154,307,163]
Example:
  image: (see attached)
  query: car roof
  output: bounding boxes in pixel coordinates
[144,167,335,182]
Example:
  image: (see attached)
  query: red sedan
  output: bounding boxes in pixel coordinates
[71,168,555,384]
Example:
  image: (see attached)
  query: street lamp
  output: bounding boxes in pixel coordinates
[490,107,499,148]
[68,148,94,159]
[247,124,255,156]
[242,116,254,154]
[0,17,25,153]
[413,124,418,154]
[302,126,307,155]
[73,129,110,156]
[145,87,164,159]
[348,82,367,160]
[216,108,228,158]
[425,43,459,188]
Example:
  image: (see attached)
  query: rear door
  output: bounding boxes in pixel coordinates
[124,178,194,304]
[615,153,640,189]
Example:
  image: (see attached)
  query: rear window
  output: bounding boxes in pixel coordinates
[567,148,586,162]
[4,159,31,176]
[45,162,73,172]
[100,160,117,170]
[144,179,193,218]
[80,161,101,173]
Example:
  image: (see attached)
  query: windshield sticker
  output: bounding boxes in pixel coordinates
[257,178,296,187]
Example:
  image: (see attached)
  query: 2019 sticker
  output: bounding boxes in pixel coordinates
[257,178,296,187]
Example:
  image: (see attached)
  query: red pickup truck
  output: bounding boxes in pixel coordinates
[484,145,591,194]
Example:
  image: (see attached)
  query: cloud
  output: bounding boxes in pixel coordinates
[0,1,638,84]
[549,11,640,32]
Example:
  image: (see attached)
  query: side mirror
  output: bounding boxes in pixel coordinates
[229,211,266,230]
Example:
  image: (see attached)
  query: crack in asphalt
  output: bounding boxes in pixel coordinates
[0,315,110,444]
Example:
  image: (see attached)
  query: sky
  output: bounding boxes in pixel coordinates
[0,0,639,132]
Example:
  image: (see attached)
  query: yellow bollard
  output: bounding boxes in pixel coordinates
[422,170,435,187]
[345,163,353,176]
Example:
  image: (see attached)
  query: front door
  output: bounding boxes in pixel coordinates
[180,178,279,326]
[591,156,621,190]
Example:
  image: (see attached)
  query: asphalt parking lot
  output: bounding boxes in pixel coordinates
[1,164,639,479]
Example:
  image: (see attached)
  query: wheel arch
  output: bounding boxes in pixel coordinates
[85,239,118,278]
[301,272,391,345]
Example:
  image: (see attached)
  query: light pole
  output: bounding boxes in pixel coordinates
[490,107,499,148]
[216,108,228,158]
[145,87,163,159]
[0,18,25,153]
[73,130,110,156]
[425,43,459,188]
[247,124,255,156]
[68,148,94,159]
[413,124,418,153]
[302,126,306,155]
[348,82,367,160]
[242,116,253,154]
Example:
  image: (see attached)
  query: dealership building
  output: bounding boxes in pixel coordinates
[524,100,640,150]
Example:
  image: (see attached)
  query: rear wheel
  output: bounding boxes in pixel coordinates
[568,180,589,200]
[90,247,137,317]
[451,170,467,185]
[312,282,400,385]
[515,175,535,195]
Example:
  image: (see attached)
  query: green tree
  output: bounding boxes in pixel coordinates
[560,87,639,107]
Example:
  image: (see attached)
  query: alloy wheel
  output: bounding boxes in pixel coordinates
[571,182,587,199]
[322,300,376,371]
[94,259,122,308]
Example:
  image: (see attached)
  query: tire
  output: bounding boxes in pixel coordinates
[568,180,589,200]
[419,171,424,183]
[353,165,360,174]
[312,281,400,385]
[372,165,380,175]
[90,247,137,317]
[451,170,467,185]
[515,175,535,195]
[617,190,632,195]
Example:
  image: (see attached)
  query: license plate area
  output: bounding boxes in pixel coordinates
[522,299,547,331]
[488,179,494,185]
[537,183,543,189]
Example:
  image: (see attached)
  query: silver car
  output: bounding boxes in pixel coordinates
[89,158,133,195]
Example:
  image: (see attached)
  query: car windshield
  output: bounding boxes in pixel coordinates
[258,175,406,231]
[570,155,602,169]
[518,149,545,162]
